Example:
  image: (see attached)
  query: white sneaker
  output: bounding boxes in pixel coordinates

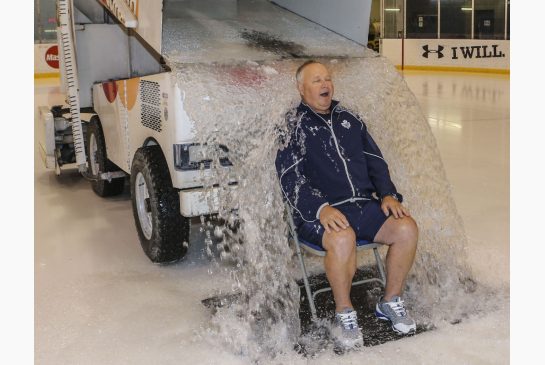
[375,296,416,335]
[331,309,364,348]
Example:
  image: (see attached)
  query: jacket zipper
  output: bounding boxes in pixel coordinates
[306,103,357,198]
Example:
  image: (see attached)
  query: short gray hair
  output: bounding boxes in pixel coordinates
[295,60,321,83]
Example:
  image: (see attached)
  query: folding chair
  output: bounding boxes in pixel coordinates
[285,204,387,321]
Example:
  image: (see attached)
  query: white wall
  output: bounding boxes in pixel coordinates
[272,0,371,45]
[381,39,510,71]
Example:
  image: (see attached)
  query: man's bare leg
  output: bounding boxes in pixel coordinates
[373,216,418,301]
[322,227,357,312]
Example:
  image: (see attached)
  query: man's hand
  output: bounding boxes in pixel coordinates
[319,205,350,233]
[381,196,410,219]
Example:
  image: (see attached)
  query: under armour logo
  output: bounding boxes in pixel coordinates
[422,45,444,58]
[341,120,351,129]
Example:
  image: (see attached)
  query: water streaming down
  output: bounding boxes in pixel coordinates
[168,53,487,359]
[171,59,303,357]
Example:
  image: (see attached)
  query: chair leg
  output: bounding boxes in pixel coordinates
[373,247,387,287]
[294,239,318,322]
[286,209,318,321]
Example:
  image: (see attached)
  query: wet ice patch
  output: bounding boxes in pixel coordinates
[240,30,306,58]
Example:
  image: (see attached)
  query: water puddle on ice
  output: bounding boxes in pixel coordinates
[169,54,492,362]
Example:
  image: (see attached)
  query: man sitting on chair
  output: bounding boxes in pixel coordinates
[276,60,418,347]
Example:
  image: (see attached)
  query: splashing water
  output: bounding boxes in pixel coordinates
[168,53,486,361]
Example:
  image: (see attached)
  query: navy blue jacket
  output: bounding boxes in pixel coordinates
[276,100,402,224]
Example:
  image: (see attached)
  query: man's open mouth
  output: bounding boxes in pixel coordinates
[320,91,330,97]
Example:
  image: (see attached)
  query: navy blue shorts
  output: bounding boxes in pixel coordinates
[296,199,388,249]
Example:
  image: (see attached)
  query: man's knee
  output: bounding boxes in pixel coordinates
[377,216,418,246]
[394,216,418,244]
[322,227,356,257]
[398,216,418,234]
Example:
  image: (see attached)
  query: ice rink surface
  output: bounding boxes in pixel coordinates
[34,68,509,364]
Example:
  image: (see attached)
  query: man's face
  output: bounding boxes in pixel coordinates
[297,63,334,114]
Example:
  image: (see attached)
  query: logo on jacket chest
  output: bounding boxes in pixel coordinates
[341,119,351,129]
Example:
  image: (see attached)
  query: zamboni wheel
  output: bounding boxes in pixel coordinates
[86,117,125,197]
[130,145,190,263]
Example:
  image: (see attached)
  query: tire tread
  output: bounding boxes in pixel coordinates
[130,146,189,263]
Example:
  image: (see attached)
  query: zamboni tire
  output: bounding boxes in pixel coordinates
[86,117,125,197]
[130,145,189,263]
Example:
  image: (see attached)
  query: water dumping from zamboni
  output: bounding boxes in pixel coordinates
[158,0,490,361]
[168,52,486,359]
